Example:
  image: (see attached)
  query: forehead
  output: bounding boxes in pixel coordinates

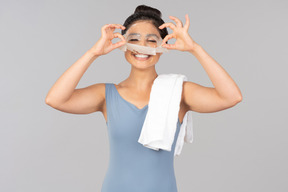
[126,33,160,39]
[126,21,161,37]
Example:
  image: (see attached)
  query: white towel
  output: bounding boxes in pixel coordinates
[138,73,194,156]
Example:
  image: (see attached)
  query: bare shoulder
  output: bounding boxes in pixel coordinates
[89,82,106,99]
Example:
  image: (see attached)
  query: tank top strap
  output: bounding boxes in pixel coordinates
[105,83,128,126]
[105,83,112,107]
[105,83,115,125]
[105,83,120,104]
[105,83,150,127]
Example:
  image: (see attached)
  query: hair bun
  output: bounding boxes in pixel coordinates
[134,4,162,18]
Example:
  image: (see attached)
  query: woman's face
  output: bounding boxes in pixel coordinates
[124,20,163,68]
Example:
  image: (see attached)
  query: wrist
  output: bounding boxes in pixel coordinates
[188,42,202,55]
[87,48,101,57]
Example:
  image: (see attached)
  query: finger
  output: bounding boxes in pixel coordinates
[101,24,111,32]
[102,24,125,33]
[111,33,126,49]
[184,14,190,30]
[108,24,126,31]
[111,40,126,49]
[159,22,176,31]
[169,16,183,27]
[116,24,126,30]
[113,32,126,42]
[101,24,115,35]
[162,43,177,50]
[161,34,175,46]
[111,24,126,30]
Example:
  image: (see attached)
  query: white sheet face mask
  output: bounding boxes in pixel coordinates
[118,33,169,55]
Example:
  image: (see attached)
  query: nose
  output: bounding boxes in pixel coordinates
[138,39,147,47]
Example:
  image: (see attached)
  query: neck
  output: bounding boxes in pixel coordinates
[124,67,158,90]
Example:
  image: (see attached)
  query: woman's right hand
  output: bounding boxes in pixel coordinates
[89,24,126,56]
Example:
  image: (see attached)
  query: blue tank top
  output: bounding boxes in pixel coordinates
[101,83,182,192]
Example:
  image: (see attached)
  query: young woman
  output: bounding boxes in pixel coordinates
[45,4,242,192]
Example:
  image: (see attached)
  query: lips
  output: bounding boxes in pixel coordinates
[132,53,151,61]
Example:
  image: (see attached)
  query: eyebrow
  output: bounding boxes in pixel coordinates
[147,34,160,38]
[127,33,160,38]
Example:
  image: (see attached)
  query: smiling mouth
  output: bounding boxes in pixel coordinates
[132,53,152,61]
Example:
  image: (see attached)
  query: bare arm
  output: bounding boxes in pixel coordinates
[183,43,242,113]
[45,24,126,114]
[45,50,98,108]
[159,14,242,113]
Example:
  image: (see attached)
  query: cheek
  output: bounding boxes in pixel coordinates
[150,55,160,63]
[124,51,131,59]
[155,54,161,60]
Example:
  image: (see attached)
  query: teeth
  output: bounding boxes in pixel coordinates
[135,54,149,58]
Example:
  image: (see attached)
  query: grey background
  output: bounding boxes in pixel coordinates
[1,0,287,191]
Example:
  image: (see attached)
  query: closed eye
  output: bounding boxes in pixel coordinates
[129,39,139,41]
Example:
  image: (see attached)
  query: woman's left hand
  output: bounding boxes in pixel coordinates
[159,14,197,52]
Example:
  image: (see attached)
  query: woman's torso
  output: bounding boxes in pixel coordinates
[100,83,186,192]
[102,83,187,125]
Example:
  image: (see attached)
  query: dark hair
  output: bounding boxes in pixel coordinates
[121,5,168,43]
